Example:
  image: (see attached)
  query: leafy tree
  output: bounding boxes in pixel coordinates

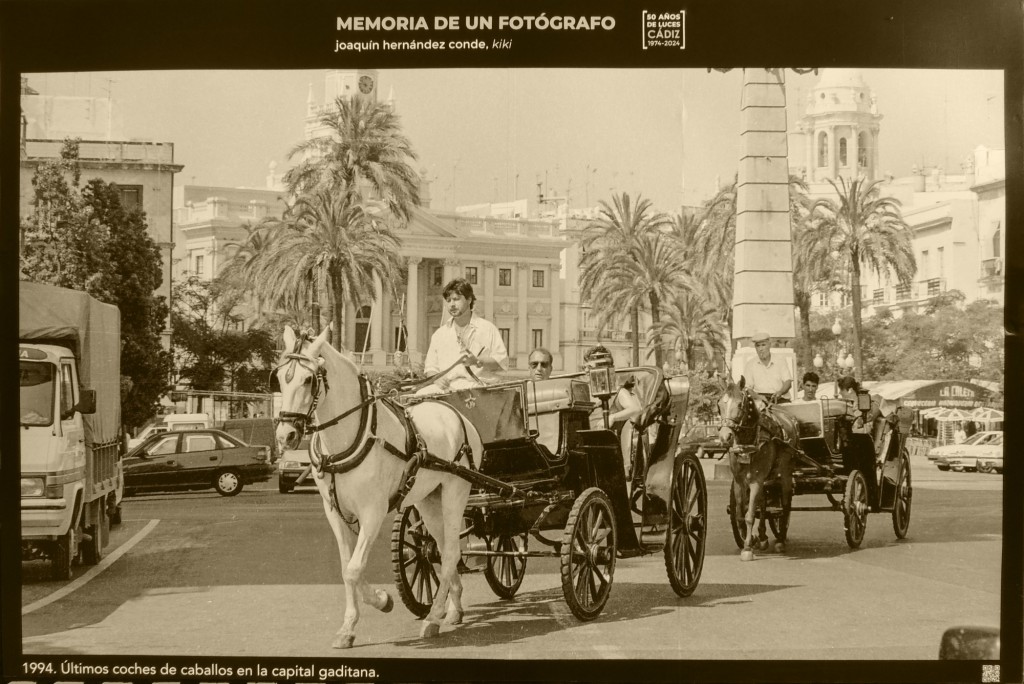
[20,141,172,431]
[245,190,403,345]
[284,95,421,222]
[171,276,279,395]
[810,177,916,373]
[580,192,671,364]
[651,291,729,371]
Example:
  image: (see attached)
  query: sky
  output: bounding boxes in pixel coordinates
[23,68,1006,214]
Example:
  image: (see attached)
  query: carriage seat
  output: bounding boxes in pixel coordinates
[525,378,590,415]
[776,399,851,439]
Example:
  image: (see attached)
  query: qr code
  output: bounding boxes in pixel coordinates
[982,664,1000,682]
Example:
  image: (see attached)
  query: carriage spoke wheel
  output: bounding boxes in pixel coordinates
[891,450,912,539]
[484,533,528,599]
[728,487,748,550]
[560,487,616,621]
[664,455,707,597]
[390,506,440,618]
[768,509,790,541]
[843,469,869,549]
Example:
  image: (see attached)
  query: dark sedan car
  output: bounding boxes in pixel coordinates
[682,423,728,459]
[124,429,275,497]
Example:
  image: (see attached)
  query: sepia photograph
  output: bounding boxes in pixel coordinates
[2,2,1021,683]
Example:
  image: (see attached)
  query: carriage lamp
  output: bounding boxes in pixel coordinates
[586,349,616,429]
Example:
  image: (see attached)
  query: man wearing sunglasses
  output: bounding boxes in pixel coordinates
[527,347,553,381]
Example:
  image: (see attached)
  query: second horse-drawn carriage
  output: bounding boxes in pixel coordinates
[719,378,913,559]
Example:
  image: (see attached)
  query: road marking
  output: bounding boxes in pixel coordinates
[22,519,160,615]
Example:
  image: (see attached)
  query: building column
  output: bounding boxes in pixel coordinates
[370,274,386,366]
[804,129,814,181]
[516,264,530,367]
[549,263,562,370]
[443,257,461,285]
[483,261,496,320]
[406,257,421,364]
[829,126,838,179]
[344,300,356,351]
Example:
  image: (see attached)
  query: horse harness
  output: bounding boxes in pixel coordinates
[272,343,476,522]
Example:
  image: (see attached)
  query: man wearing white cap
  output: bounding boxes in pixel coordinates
[742,332,792,404]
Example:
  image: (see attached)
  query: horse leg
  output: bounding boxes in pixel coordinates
[318,491,361,649]
[336,502,392,648]
[775,454,793,554]
[741,480,761,561]
[438,481,471,625]
[415,490,451,638]
[757,493,770,551]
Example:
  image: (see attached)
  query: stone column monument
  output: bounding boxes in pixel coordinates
[730,68,796,394]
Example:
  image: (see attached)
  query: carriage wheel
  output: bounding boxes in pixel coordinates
[560,487,616,621]
[728,487,748,550]
[484,533,528,599]
[664,455,707,597]
[891,450,912,539]
[390,506,440,618]
[843,470,869,549]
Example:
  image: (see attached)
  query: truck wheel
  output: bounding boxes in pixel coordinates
[214,469,243,496]
[51,523,80,581]
[279,480,292,494]
[82,502,108,565]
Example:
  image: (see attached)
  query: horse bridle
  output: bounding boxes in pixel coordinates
[721,390,760,445]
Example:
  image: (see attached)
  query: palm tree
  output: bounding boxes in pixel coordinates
[649,291,729,371]
[284,95,421,223]
[811,177,916,373]
[580,192,671,364]
[248,190,403,343]
[213,222,278,325]
[583,232,690,367]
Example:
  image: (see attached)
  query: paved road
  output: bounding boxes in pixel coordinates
[19,451,1002,665]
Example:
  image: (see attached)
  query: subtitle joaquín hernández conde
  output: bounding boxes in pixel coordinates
[334,38,512,51]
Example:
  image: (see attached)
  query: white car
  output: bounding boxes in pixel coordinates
[278,438,317,493]
[926,431,1001,461]
[930,431,1003,472]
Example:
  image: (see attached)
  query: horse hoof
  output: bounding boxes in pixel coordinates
[740,549,755,562]
[445,610,464,626]
[420,622,441,639]
[757,539,770,551]
[773,541,786,554]
[332,634,355,649]
[380,592,394,613]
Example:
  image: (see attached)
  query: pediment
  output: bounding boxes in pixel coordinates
[399,206,466,239]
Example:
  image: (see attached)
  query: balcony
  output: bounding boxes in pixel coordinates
[25,138,176,165]
[895,284,911,301]
[980,258,1003,279]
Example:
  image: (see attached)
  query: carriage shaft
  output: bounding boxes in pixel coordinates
[462,549,558,559]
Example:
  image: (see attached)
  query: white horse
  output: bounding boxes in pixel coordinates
[273,324,482,648]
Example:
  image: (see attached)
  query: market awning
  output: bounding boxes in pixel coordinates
[815,379,994,409]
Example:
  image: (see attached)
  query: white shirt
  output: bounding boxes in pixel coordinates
[424,313,508,388]
[742,355,792,395]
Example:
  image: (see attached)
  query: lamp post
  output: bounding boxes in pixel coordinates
[812,319,853,397]
[586,348,616,429]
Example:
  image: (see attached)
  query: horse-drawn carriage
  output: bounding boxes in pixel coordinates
[391,365,709,621]
[272,325,707,648]
[719,379,913,558]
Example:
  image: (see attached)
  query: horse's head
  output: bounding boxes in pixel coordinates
[272,324,332,453]
[717,375,762,447]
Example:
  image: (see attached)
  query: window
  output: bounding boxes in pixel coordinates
[59,363,75,419]
[839,138,848,166]
[355,305,371,353]
[858,132,868,168]
[115,184,142,212]
[194,254,204,276]
[532,269,545,287]
[394,325,407,352]
[432,266,443,286]
[920,250,929,279]
[937,247,944,278]
[185,434,217,452]
[498,268,512,287]
[817,132,828,167]
[499,328,511,354]
[992,222,1001,259]
[149,434,179,456]
[532,329,543,349]
[465,266,478,285]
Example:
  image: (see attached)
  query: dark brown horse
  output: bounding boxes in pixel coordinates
[718,377,798,561]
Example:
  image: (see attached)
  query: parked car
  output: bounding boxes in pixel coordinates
[124,428,274,497]
[933,432,1002,472]
[218,417,279,463]
[128,412,212,449]
[682,423,728,459]
[278,438,316,493]
[926,430,1001,460]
